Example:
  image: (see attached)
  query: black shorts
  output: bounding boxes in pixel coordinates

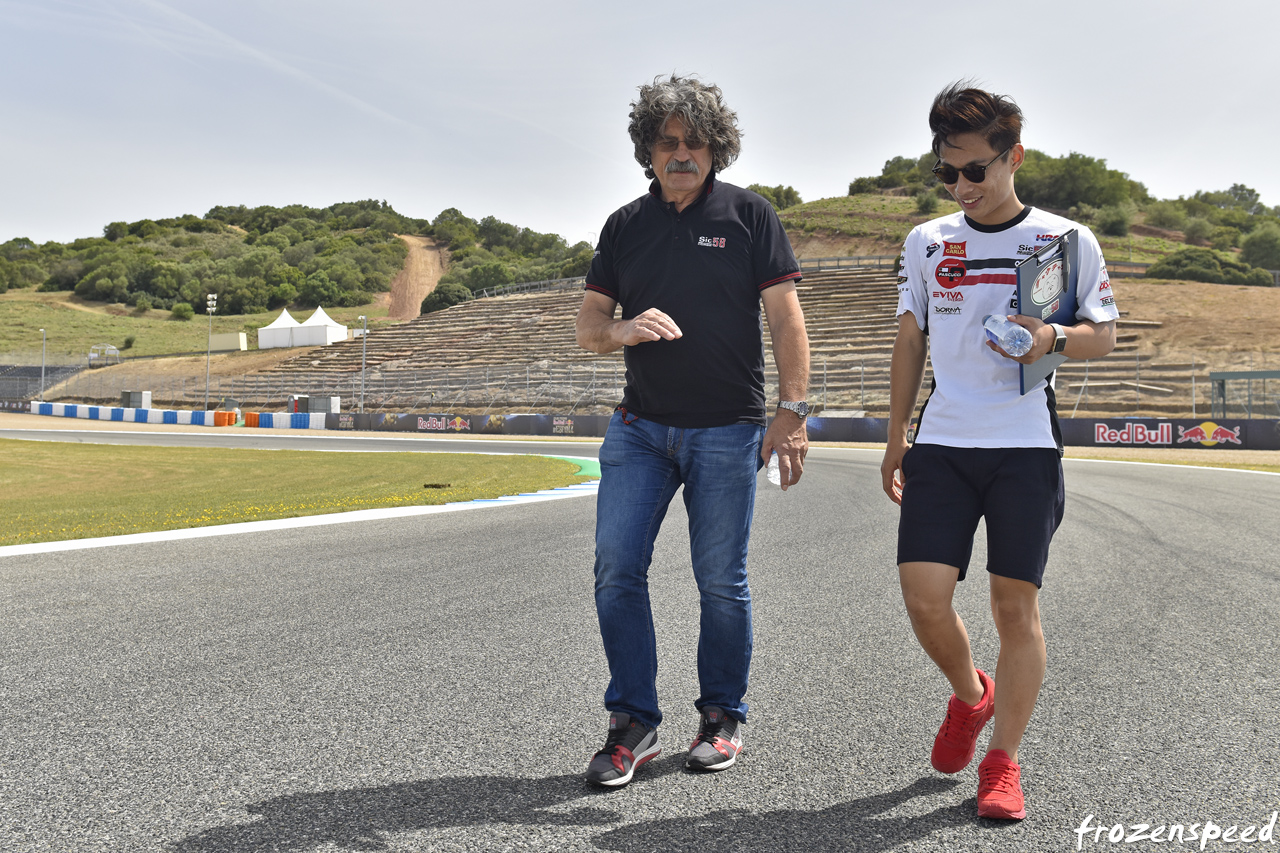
[897,443,1064,588]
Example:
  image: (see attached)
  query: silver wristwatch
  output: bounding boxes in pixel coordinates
[1050,323,1067,354]
[776,400,809,420]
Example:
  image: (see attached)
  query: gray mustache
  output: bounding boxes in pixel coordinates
[665,159,700,175]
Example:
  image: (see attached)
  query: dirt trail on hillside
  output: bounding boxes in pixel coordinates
[387,235,444,322]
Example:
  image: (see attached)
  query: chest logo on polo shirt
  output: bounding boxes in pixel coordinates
[697,236,727,248]
[934,258,967,288]
[926,243,941,258]
[1036,234,1059,242]
[943,241,966,257]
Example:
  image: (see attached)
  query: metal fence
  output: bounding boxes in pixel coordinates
[1210,370,1280,420]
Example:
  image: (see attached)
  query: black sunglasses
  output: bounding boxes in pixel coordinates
[931,146,1012,184]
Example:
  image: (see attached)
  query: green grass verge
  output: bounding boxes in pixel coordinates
[0,439,594,546]
[0,289,391,359]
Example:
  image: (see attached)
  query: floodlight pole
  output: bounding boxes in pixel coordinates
[358,315,367,413]
[39,328,46,402]
[205,293,218,410]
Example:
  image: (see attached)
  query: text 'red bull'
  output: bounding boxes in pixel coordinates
[1095,423,1172,446]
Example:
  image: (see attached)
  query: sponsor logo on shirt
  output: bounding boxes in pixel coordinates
[943,241,966,257]
[1017,244,1036,255]
[897,276,909,285]
[697,236,727,248]
[932,290,964,302]
[933,306,962,315]
[1099,279,1112,292]
[1100,295,1115,306]
[1036,234,1059,242]
[926,243,940,258]
[934,258,967,288]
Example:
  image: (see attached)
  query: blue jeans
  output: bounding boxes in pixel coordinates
[594,411,765,729]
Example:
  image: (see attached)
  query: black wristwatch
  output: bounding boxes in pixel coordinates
[776,400,809,420]
[1050,323,1067,354]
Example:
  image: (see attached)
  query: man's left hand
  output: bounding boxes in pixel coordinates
[762,410,808,491]
[985,314,1056,364]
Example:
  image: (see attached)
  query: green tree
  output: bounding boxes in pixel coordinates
[747,184,803,210]
[1183,217,1213,244]
[1094,204,1133,237]
[466,261,514,292]
[103,221,129,241]
[1144,201,1188,230]
[171,302,195,320]
[1147,247,1272,286]
[421,281,473,314]
[297,270,342,306]
[1017,151,1134,210]
[848,177,878,195]
[1240,223,1280,270]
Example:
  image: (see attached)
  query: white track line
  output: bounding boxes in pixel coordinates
[0,480,599,558]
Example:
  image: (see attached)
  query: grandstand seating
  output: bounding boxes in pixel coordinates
[251,268,1193,417]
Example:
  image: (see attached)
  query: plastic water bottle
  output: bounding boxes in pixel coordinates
[766,451,781,486]
[982,314,1033,357]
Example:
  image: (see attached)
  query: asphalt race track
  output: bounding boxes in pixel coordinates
[1,432,1277,852]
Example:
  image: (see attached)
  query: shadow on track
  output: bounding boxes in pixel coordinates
[167,764,974,852]
[167,758,684,852]
[592,776,982,853]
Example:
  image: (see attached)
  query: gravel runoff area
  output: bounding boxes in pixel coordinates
[0,417,1276,852]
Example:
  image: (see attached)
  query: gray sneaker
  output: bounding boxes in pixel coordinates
[685,706,743,771]
[585,712,661,787]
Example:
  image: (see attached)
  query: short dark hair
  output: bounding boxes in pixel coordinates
[929,81,1023,158]
[628,74,742,180]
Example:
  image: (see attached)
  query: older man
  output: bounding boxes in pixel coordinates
[576,74,811,787]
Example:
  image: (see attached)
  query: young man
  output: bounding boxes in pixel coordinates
[880,83,1118,820]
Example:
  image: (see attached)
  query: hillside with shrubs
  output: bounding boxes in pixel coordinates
[835,150,1280,283]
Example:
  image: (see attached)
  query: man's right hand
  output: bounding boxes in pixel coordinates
[614,308,682,347]
[880,437,909,506]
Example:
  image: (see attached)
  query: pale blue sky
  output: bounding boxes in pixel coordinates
[3,0,1278,247]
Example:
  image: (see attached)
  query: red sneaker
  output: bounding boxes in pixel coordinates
[930,669,995,774]
[977,749,1026,819]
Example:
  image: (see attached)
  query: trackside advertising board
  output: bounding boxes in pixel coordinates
[1062,418,1280,450]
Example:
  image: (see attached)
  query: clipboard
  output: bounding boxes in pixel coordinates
[1014,230,1079,394]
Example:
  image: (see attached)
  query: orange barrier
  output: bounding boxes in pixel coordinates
[245,412,259,428]
[212,410,234,427]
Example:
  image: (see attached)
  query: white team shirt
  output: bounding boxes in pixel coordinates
[895,207,1120,448]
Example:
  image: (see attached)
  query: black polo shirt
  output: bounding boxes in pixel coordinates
[585,176,801,428]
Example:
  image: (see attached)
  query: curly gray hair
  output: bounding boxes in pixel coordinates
[628,74,742,180]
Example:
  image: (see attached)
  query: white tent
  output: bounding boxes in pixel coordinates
[300,306,348,345]
[257,309,302,350]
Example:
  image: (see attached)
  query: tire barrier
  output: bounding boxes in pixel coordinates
[30,401,232,426]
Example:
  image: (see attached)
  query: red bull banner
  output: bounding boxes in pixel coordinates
[313,412,1277,448]
[1061,418,1278,450]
